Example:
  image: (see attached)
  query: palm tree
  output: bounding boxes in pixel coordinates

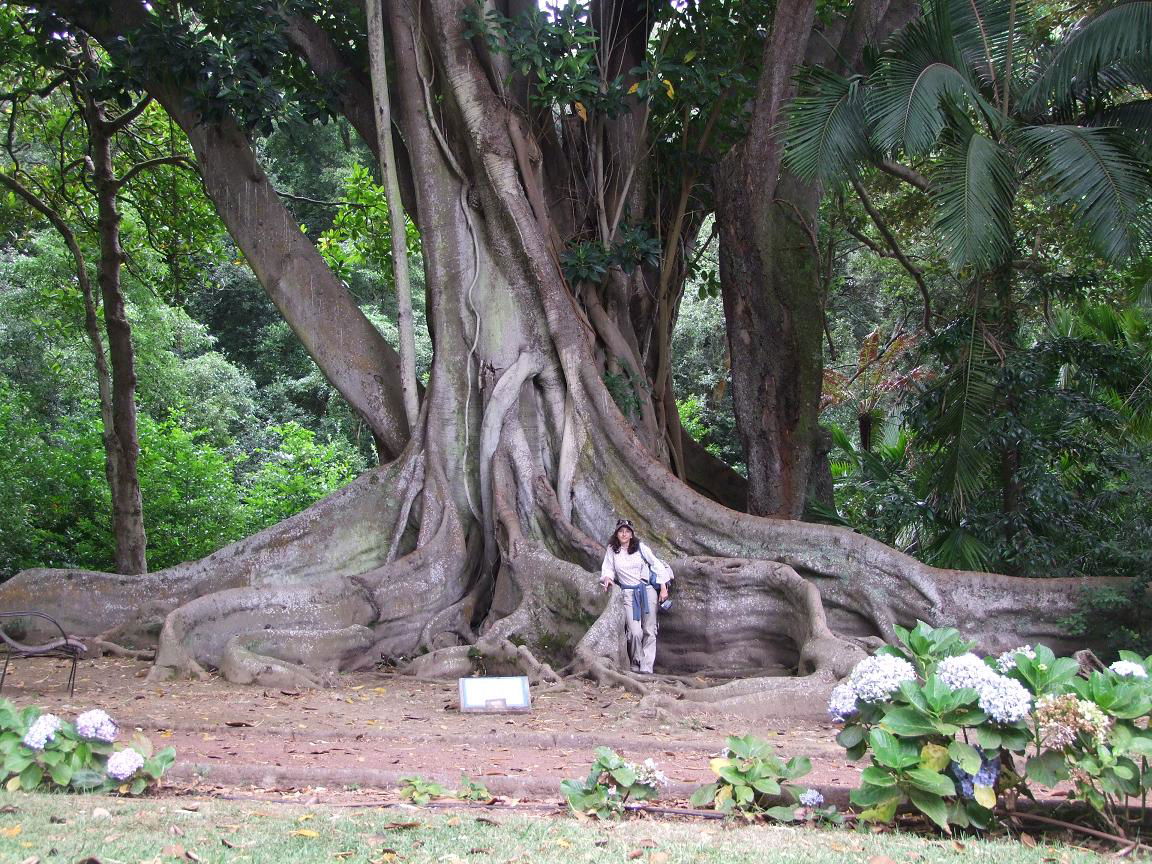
[787,0,1152,273]
[785,0,1152,550]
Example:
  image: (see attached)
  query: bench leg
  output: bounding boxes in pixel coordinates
[0,651,8,695]
[68,655,77,697]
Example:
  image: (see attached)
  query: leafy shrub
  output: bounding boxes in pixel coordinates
[397,775,448,804]
[457,774,492,801]
[830,621,1152,836]
[560,747,669,819]
[689,734,813,821]
[0,702,175,795]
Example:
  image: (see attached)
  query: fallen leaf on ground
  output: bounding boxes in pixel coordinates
[160,844,185,857]
[382,822,423,830]
[651,854,669,864]
[474,817,498,826]
[1021,833,1037,848]
[291,829,319,838]
[627,851,643,860]
[0,826,22,838]
[867,857,900,864]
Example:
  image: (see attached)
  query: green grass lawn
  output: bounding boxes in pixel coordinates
[0,791,1104,863]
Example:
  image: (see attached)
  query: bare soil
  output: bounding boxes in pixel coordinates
[0,656,870,805]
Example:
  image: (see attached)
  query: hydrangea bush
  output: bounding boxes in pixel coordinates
[560,747,669,819]
[831,623,1152,835]
[688,733,827,822]
[0,700,175,795]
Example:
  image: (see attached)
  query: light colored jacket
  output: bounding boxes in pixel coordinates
[600,542,673,588]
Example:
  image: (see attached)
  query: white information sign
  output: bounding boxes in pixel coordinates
[458,676,532,713]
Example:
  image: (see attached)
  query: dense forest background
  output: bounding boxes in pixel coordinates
[1,0,1150,659]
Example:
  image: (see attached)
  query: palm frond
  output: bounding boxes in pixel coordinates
[784,68,872,182]
[1022,1,1152,113]
[937,0,1026,92]
[1085,98,1152,150]
[932,129,1017,271]
[926,525,992,571]
[923,318,1002,516]
[867,10,989,156]
[1016,124,1152,261]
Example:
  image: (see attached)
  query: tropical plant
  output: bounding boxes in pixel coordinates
[688,734,813,821]
[560,747,669,819]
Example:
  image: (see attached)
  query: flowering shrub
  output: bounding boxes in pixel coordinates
[0,700,175,795]
[688,734,824,822]
[830,622,1152,836]
[560,747,669,819]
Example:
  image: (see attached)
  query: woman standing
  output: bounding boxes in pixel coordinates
[599,519,674,674]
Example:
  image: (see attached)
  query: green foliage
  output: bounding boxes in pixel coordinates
[834,623,1152,836]
[0,701,174,796]
[239,423,366,536]
[560,747,667,819]
[688,735,811,821]
[786,0,1152,272]
[398,775,448,805]
[456,774,492,802]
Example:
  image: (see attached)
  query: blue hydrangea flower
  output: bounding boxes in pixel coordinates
[994,645,1036,673]
[846,655,916,703]
[948,749,1000,801]
[936,653,997,692]
[799,788,824,807]
[106,748,145,781]
[977,675,1032,724]
[1109,660,1148,679]
[827,683,858,722]
[22,714,62,751]
[75,709,118,743]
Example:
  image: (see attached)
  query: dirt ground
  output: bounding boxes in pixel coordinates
[0,655,871,805]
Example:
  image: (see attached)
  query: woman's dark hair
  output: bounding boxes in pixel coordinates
[608,521,639,555]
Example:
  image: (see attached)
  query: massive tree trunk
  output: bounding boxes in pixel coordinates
[0,0,1122,715]
[714,0,918,519]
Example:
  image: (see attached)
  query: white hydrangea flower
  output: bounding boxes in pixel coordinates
[827,683,859,722]
[847,655,917,703]
[22,713,62,751]
[634,758,670,788]
[936,653,998,692]
[1109,660,1148,679]
[977,675,1032,724]
[75,709,118,743]
[995,645,1036,673]
[106,748,145,781]
[799,788,824,807]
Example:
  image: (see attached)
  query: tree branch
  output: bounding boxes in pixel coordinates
[851,178,935,335]
[113,154,197,190]
[877,159,931,192]
[104,95,153,133]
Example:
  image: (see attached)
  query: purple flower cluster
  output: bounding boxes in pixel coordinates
[106,748,145,781]
[827,683,859,723]
[75,709,118,743]
[949,749,1000,800]
[22,713,62,750]
[799,788,824,807]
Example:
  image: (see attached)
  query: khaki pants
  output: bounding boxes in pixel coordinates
[621,585,658,674]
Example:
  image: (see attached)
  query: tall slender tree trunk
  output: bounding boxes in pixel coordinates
[84,91,148,575]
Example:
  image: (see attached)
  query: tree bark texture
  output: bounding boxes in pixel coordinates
[84,88,148,575]
[1,0,1129,717]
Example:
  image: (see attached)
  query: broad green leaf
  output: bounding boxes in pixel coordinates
[908,787,951,831]
[861,766,898,787]
[1026,751,1069,787]
[858,795,901,823]
[882,707,939,737]
[920,742,951,773]
[906,766,957,797]
[689,783,718,808]
[948,740,982,775]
